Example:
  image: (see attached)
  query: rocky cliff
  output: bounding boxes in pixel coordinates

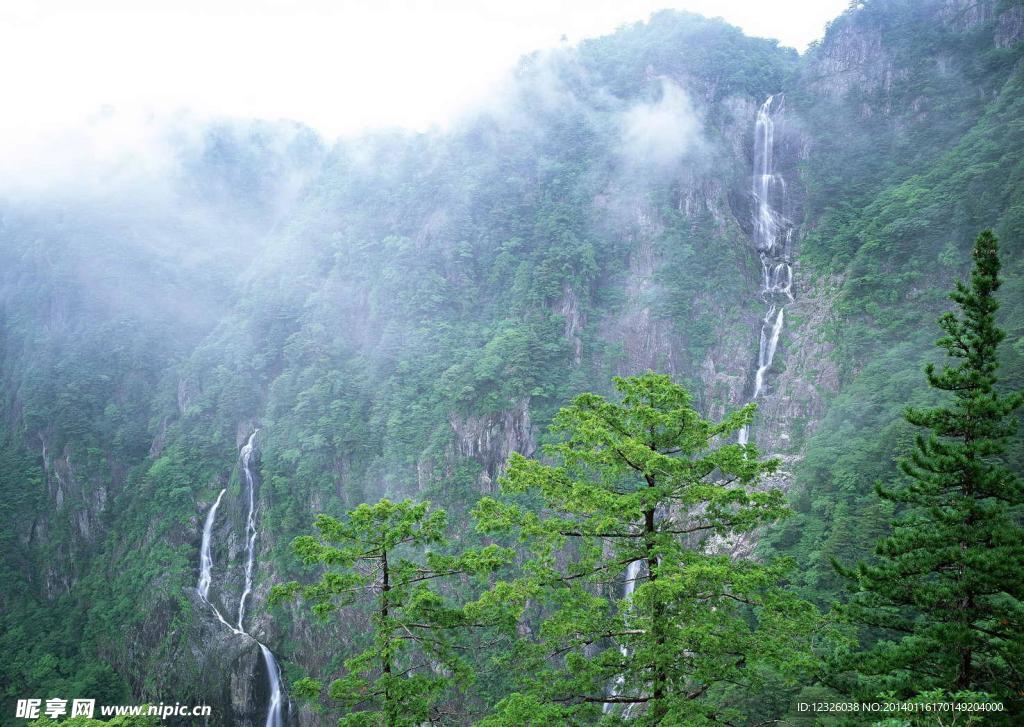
[2,3,1022,725]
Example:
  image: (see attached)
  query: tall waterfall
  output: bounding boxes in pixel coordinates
[603,558,644,715]
[197,488,242,635]
[195,429,286,727]
[739,94,792,446]
[237,432,259,631]
[198,489,227,602]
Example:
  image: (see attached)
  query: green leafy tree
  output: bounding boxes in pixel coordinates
[833,230,1024,707]
[471,373,821,725]
[271,499,512,726]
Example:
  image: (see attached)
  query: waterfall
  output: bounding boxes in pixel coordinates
[237,431,259,631]
[260,644,285,727]
[196,488,243,635]
[603,558,644,715]
[740,94,792,446]
[236,430,286,727]
[195,429,286,726]
[752,306,785,400]
[198,489,227,601]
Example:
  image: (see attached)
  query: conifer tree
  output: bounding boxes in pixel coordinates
[834,230,1024,705]
[270,499,511,726]
[471,373,820,725]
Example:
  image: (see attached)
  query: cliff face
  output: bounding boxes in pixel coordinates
[751,275,842,455]
[0,16,804,724]
[942,0,1024,46]
[803,0,1023,104]
[447,397,535,492]
[411,0,1024,530]
[2,3,1022,725]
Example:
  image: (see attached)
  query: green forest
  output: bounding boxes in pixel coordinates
[1,1,1023,725]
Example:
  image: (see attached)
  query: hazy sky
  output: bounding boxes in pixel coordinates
[1,0,848,139]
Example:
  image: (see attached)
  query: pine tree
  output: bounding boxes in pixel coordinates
[833,230,1024,706]
[270,499,511,726]
[470,373,820,725]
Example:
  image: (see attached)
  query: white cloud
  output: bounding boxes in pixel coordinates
[619,79,704,173]
[0,1,847,142]
[0,107,195,200]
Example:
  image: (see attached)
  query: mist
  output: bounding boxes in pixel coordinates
[0,15,730,356]
[4,2,1022,725]
[618,78,705,173]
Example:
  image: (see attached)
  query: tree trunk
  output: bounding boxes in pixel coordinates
[645,471,667,723]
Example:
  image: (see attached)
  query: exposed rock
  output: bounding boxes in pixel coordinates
[752,274,842,456]
[150,415,170,457]
[707,452,802,560]
[178,377,199,415]
[597,194,683,377]
[806,0,1022,108]
[167,589,271,727]
[803,20,896,102]
[699,313,756,421]
[236,421,259,450]
[416,452,436,493]
[449,397,535,491]
[942,0,1024,47]
[553,282,585,364]
[996,4,1024,47]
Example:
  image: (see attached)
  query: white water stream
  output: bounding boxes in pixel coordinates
[739,94,792,447]
[198,489,226,603]
[603,558,644,715]
[601,94,794,713]
[196,429,285,727]
[237,432,259,631]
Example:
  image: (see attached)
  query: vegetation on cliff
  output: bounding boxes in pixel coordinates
[0,1,1022,725]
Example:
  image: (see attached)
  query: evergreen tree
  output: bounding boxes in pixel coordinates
[833,230,1024,707]
[270,499,511,726]
[471,373,820,725]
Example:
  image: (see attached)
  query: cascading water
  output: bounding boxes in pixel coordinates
[196,429,286,727]
[198,489,227,602]
[753,305,785,401]
[739,94,792,446]
[237,432,259,631]
[197,488,242,635]
[260,645,285,727]
[237,430,286,727]
[603,558,644,715]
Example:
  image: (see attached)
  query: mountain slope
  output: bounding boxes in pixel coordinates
[0,2,1021,724]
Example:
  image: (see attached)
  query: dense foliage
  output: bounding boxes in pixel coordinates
[832,231,1024,707]
[0,1,1021,725]
[270,500,511,725]
[471,374,819,724]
